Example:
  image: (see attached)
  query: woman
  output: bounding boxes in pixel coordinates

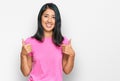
[20,3,75,81]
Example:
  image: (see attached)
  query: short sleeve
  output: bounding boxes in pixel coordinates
[62,36,69,45]
[25,37,33,56]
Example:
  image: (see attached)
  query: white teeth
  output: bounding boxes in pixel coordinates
[46,24,52,28]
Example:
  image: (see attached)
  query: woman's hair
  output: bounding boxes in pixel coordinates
[32,3,64,46]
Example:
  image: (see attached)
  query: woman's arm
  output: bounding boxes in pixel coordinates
[20,40,32,77]
[62,40,75,74]
[62,53,75,74]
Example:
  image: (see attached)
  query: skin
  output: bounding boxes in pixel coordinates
[62,39,75,74]
[20,8,75,76]
[41,8,55,37]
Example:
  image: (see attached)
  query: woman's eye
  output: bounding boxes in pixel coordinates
[44,15,48,17]
[52,17,55,18]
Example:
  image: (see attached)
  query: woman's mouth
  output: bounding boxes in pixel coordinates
[46,23,52,28]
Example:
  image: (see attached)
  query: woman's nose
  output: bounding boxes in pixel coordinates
[47,17,52,22]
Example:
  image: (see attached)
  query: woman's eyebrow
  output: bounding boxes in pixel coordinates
[43,14,55,17]
[43,13,49,15]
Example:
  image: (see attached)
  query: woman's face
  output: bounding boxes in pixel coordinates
[41,8,55,33]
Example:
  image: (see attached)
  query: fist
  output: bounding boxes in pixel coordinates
[21,39,32,56]
[61,39,75,56]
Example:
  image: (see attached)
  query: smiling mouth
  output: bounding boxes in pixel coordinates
[46,23,52,28]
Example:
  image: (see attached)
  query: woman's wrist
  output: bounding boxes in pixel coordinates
[69,52,75,57]
[21,52,28,57]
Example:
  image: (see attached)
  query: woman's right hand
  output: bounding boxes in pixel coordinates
[21,39,32,56]
[20,39,32,76]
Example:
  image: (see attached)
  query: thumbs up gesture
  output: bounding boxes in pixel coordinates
[21,39,32,56]
[61,39,75,56]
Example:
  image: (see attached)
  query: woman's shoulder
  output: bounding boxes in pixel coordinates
[62,36,69,44]
[25,37,36,44]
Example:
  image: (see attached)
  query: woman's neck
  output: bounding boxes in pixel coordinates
[44,31,53,38]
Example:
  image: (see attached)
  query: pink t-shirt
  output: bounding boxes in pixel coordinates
[25,37,68,81]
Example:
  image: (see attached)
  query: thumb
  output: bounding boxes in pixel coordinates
[68,39,71,46]
[22,39,26,46]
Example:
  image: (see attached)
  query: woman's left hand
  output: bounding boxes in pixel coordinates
[61,39,75,56]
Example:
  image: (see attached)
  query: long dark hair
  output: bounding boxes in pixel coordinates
[32,3,64,46]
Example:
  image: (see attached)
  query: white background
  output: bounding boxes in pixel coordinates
[0,0,120,81]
